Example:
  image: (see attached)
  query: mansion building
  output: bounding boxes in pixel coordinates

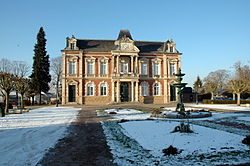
[61,30,181,105]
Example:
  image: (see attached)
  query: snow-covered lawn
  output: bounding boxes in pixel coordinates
[101,107,250,165]
[188,104,250,111]
[0,106,79,166]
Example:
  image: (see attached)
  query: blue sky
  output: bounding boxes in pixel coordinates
[0,0,249,86]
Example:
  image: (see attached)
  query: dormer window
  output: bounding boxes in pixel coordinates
[70,43,75,50]
[170,46,174,53]
[66,35,79,50]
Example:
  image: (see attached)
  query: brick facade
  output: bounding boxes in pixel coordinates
[61,30,181,105]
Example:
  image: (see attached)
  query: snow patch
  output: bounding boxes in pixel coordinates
[0,106,79,166]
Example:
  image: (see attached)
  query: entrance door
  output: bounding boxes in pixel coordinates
[170,85,176,101]
[120,82,129,102]
[68,85,76,102]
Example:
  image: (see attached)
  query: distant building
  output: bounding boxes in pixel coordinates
[61,30,182,105]
[182,87,196,103]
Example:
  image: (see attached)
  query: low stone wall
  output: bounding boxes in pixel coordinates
[139,96,164,104]
[84,96,112,105]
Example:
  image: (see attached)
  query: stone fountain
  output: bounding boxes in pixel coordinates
[173,68,187,113]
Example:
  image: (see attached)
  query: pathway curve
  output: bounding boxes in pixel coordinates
[37,105,117,166]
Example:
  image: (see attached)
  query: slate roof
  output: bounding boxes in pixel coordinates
[71,30,180,54]
[76,39,172,53]
[117,30,133,40]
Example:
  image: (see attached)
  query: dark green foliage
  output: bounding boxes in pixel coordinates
[30,27,51,104]
[203,99,250,104]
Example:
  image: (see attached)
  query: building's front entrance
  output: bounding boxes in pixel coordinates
[120,82,129,102]
[68,85,76,102]
[170,85,176,101]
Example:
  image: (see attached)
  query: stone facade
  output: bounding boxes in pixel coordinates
[61,30,181,105]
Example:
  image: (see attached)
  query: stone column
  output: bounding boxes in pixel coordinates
[111,56,115,75]
[116,55,120,74]
[131,56,134,73]
[79,79,83,104]
[111,81,115,102]
[163,55,167,78]
[117,81,120,102]
[135,56,138,74]
[62,79,66,104]
[131,81,134,102]
[135,81,139,102]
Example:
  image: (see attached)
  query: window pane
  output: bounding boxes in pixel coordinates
[87,83,94,96]
[69,61,75,74]
[154,83,159,96]
[170,63,175,75]
[87,62,93,74]
[100,62,106,75]
[100,83,107,96]
[141,63,147,75]
[141,83,148,96]
[154,63,159,75]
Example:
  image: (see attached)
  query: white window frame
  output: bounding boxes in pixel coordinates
[153,82,161,96]
[100,62,107,75]
[87,82,94,96]
[152,58,162,77]
[87,61,94,75]
[141,82,148,96]
[141,62,148,75]
[100,83,107,96]
[68,61,76,75]
[120,61,128,74]
[85,57,96,77]
[170,63,176,75]
[153,63,159,75]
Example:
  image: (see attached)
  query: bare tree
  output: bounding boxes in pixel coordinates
[51,56,62,107]
[203,70,229,99]
[0,72,16,116]
[12,61,30,106]
[0,59,12,73]
[228,62,250,106]
[15,78,30,109]
[12,61,30,78]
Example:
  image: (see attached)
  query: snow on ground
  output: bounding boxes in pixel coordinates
[0,106,79,166]
[101,106,250,165]
[188,104,250,111]
[120,121,247,157]
[97,108,150,120]
[103,108,142,115]
[238,116,250,122]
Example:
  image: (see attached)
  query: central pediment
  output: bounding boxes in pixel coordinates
[112,31,140,53]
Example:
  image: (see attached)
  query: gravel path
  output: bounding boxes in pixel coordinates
[36,103,175,166]
[37,106,117,166]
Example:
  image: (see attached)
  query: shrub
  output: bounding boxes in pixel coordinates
[202,99,250,104]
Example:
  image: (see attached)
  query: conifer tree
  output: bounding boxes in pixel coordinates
[30,27,51,105]
[193,76,202,104]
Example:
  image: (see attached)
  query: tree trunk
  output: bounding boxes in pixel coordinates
[20,93,24,109]
[39,91,42,105]
[5,92,10,114]
[237,93,241,106]
[32,96,34,105]
[196,92,198,104]
[233,93,236,100]
[211,92,214,100]
[56,79,59,107]
[16,91,19,107]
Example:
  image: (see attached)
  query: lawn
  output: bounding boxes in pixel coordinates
[101,106,250,166]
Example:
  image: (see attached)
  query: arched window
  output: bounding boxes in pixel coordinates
[100,83,107,96]
[87,83,94,96]
[141,82,148,96]
[153,83,160,96]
